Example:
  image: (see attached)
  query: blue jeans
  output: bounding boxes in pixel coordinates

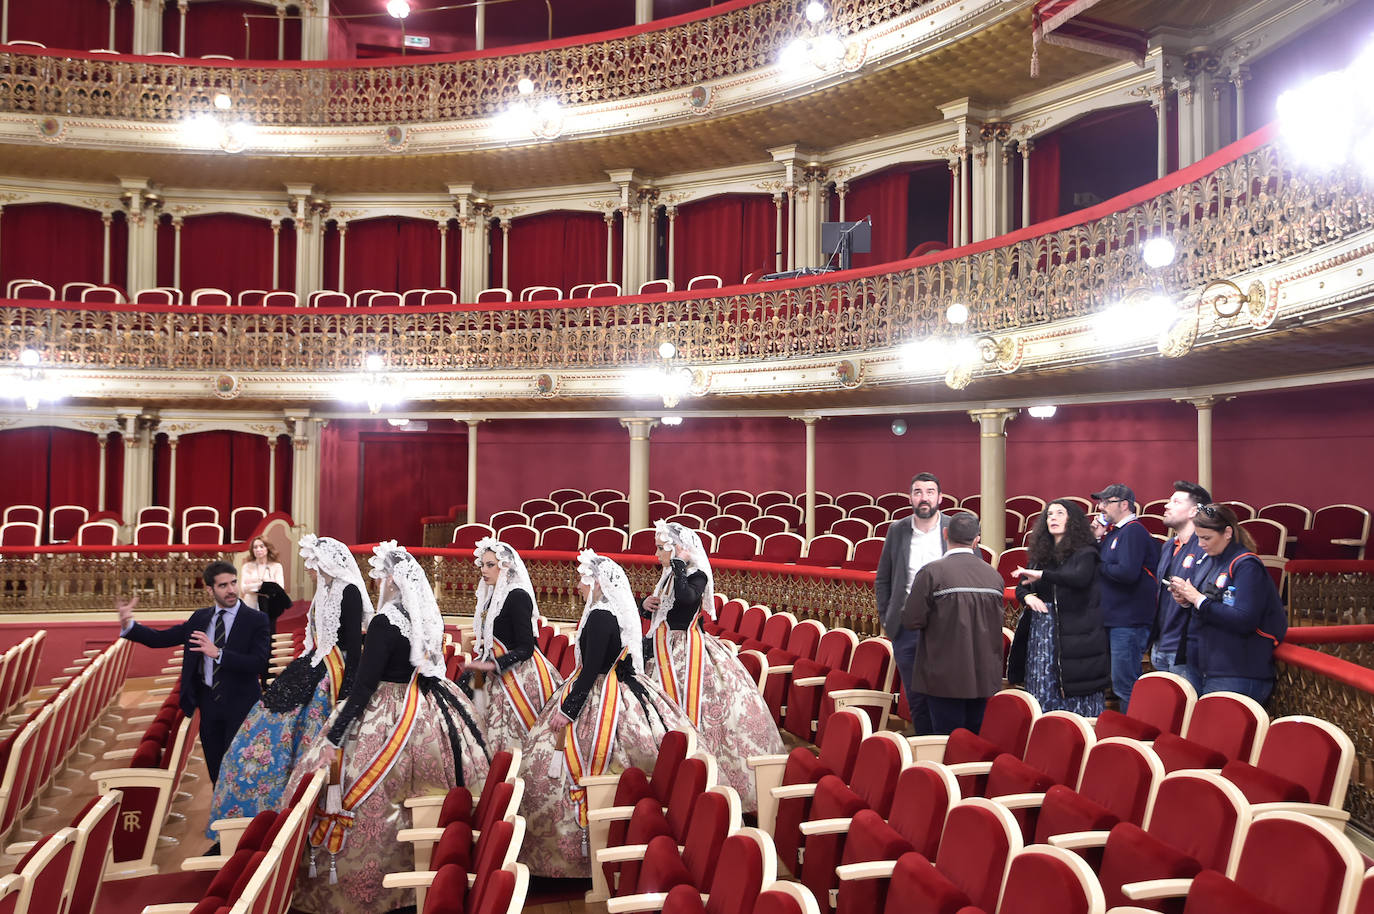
[1150,645,1203,694]
[890,627,933,736]
[925,696,987,736]
[1201,675,1274,705]
[1108,625,1152,710]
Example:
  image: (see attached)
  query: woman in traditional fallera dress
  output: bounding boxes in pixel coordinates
[641,520,783,812]
[460,538,562,753]
[518,550,695,878]
[286,541,490,914]
[208,535,367,839]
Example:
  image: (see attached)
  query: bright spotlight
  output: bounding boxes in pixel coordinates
[19,348,40,367]
[661,415,683,426]
[516,77,534,95]
[536,98,561,118]
[1277,70,1357,171]
[658,341,677,359]
[811,33,844,66]
[804,1,827,22]
[780,38,808,71]
[1094,295,1177,342]
[945,302,969,325]
[1141,237,1176,269]
[181,113,224,147]
[365,353,385,372]
[901,337,954,373]
[213,93,232,110]
[1028,405,1058,419]
[386,0,410,19]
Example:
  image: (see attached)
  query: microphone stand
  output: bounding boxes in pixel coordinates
[823,215,871,272]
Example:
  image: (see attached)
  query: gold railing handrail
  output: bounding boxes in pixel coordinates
[5,130,1370,374]
[0,0,927,125]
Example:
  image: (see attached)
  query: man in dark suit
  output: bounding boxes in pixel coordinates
[875,471,951,736]
[117,560,271,785]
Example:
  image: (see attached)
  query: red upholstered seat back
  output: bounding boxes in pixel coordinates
[433,821,476,870]
[1077,738,1158,826]
[1113,673,1190,737]
[933,802,1020,913]
[1225,815,1359,914]
[470,820,516,909]
[422,863,470,914]
[835,810,915,914]
[758,614,793,649]
[650,731,692,804]
[20,832,76,914]
[679,790,732,890]
[1183,694,1261,762]
[1149,774,1244,873]
[816,711,866,781]
[474,778,516,835]
[846,639,890,691]
[785,620,824,660]
[1019,712,1089,788]
[472,865,517,914]
[736,606,768,641]
[716,600,745,633]
[814,631,855,670]
[666,758,709,838]
[997,849,1098,914]
[1251,718,1343,805]
[888,764,954,860]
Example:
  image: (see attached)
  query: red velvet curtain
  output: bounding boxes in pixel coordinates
[166,1,298,59]
[672,194,776,286]
[492,211,618,295]
[359,431,469,545]
[155,431,271,521]
[273,435,293,516]
[165,213,278,295]
[842,168,910,268]
[0,204,108,294]
[341,217,442,294]
[1028,133,1062,224]
[0,427,101,513]
[7,0,118,51]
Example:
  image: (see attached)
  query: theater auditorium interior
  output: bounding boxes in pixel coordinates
[3,0,1374,911]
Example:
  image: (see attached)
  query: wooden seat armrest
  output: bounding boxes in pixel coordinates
[1046,830,1111,850]
[180,855,229,871]
[3,840,35,856]
[580,774,624,788]
[829,689,891,707]
[605,893,676,914]
[746,753,789,770]
[835,860,897,882]
[762,664,794,678]
[381,871,437,889]
[139,905,198,914]
[990,792,1047,810]
[396,827,445,844]
[594,843,651,865]
[102,748,138,760]
[586,805,638,824]
[402,794,451,810]
[799,817,853,836]
[771,783,819,800]
[946,761,994,777]
[792,676,826,687]
[1120,878,1196,901]
[1250,802,1350,824]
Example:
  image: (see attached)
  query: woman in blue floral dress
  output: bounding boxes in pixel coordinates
[207,534,369,837]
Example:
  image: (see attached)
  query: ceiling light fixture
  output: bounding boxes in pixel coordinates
[1027,405,1058,418]
[386,0,410,19]
[804,2,827,23]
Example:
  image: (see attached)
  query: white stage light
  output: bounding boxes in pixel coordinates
[804,1,826,23]
[1142,237,1175,268]
[516,77,534,95]
[658,341,677,359]
[945,302,969,324]
[661,415,683,426]
[1028,405,1057,419]
[386,0,410,19]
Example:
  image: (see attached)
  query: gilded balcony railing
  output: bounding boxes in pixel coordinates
[4,135,1371,375]
[0,0,924,125]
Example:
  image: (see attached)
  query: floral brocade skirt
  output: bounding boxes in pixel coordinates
[518,670,693,878]
[643,629,784,812]
[1025,608,1105,717]
[478,649,564,756]
[284,679,490,914]
[206,673,331,839]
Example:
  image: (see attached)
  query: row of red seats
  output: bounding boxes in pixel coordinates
[0,638,131,850]
[0,633,44,719]
[0,791,121,914]
[0,504,270,547]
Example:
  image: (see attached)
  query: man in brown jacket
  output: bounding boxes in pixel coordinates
[901,512,1007,735]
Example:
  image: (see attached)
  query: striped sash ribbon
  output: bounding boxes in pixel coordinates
[309,673,422,858]
[652,621,706,727]
[322,646,345,706]
[560,651,625,828]
[492,638,558,733]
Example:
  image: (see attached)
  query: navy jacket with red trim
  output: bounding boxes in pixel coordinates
[1191,542,1288,682]
[1097,518,1162,628]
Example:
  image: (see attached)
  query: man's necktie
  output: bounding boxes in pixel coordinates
[212,609,226,691]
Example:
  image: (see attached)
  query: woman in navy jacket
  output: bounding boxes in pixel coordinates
[1168,503,1287,704]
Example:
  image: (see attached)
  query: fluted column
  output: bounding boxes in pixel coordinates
[288,413,321,533]
[773,194,784,273]
[799,417,819,541]
[270,220,281,288]
[1178,396,1219,493]
[117,410,154,540]
[97,435,109,512]
[969,409,1016,551]
[466,420,481,524]
[166,436,179,518]
[267,438,278,513]
[101,213,113,284]
[500,220,511,289]
[437,222,449,288]
[622,419,657,532]
[336,223,347,291]
[1020,141,1032,226]
[666,206,677,286]
[300,0,330,59]
[171,217,183,290]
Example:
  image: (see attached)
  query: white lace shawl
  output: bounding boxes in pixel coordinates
[367,540,447,679]
[471,537,540,660]
[574,549,643,675]
[647,519,716,638]
[299,534,374,667]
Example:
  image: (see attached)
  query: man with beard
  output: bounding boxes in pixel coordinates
[1152,480,1211,691]
[876,472,951,735]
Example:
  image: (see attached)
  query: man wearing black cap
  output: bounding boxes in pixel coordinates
[1093,483,1162,709]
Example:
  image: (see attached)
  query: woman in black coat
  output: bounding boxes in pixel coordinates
[1009,499,1111,714]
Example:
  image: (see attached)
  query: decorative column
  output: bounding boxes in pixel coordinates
[267,437,277,512]
[120,177,159,294]
[835,181,847,222]
[1001,144,1015,237]
[1147,85,1169,179]
[1231,66,1250,140]
[117,409,154,539]
[108,0,118,48]
[666,206,677,286]
[177,0,188,56]
[634,0,652,23]
[799,417,819,541]
[473,0,485,49]
[166,436,179,518]
[100,212,113,284]
[466,419,481,524]
[171,217,183,290]
[948,157,962,247]
[437,222,449,288]
[336,222,347,291]
[270,220,281,288]
[131,0,166,55]
[621,418,657,532]
[1020,141,1032,226]
[500,219,511,289]
[288,185,324,300]
[772,194,784,273]
[300,0,330,59]
[968,409,1016,552]
[276,3,286,59]
[1177,396,1221,493]
[449,186,490,300]
[604,212,616,282]
[961,149,972,246]
[608,168,650,292]
[287,412,321,533]
[97,434,109,512]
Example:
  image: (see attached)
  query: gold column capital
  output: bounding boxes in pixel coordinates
[619,418,658,439]
[968,408,1017,436]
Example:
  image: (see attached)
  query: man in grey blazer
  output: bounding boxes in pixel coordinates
[875,472,950,736]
